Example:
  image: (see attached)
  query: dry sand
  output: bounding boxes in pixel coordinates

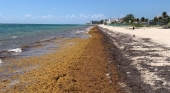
[99,25,170,93]
[100,25,170,47]
[0,26,122,93]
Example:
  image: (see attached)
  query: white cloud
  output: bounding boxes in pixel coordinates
[2,13,106,20]
[91,14,106,19]
[66,15,77,18]
[32,15,58,19]
[66,13,106,19]
[0,13,107,23]
[80,13,90,18]
[42,15,55,18]
[25,14,31,18]
[70,15,77,18]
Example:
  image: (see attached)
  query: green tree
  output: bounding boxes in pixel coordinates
[168,17,170,22]
[162,11,168,18]
[141,17,145,22]
[136,18,140,22]
[145,18,148,22]
[153,17,158,22]
[99,20,103,24]
[123,14,135,23]
[167,22,170,28]
[159,16,163,22]
[162,11,169,24]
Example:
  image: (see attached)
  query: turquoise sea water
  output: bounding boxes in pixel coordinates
[0,24,90,58]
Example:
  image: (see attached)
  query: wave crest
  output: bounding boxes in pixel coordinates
[0,59,2,63]
[8,48,22,53]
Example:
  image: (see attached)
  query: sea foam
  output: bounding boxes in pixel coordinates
[0,59,2,63]
[76,31,84,34]
[11,36,18,38]
[8,48,22,53]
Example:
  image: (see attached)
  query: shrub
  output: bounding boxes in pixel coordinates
[167,22,170,28]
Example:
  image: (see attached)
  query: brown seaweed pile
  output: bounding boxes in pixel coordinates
[0,26,121,93]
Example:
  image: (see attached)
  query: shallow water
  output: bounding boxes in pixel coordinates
[0,24,90,59]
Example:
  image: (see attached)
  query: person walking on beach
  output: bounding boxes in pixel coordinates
[133,26,134,30]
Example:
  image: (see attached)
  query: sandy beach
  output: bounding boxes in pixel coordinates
[1,0,170,92]
[99,25,170,92]
[100,25,170,47]
[1,25,170,93]
[0,26,122,93]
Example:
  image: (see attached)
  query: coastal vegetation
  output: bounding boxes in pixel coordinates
[122,11,170,27]
[99,11,170,28]
[167,22,170,28]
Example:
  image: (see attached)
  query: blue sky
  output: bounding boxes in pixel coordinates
[0,0,170,24]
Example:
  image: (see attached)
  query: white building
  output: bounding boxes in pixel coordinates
[103,18,117,24]
[109,18,117,24]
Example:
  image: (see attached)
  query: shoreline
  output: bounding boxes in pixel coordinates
[0,24,91,61]
[0,26,122,92]
[0,27,91,82]
[0,25,92,79]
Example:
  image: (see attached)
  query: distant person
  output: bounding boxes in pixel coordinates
[133,27,134,30]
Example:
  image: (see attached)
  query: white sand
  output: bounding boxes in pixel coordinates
[100,25,170,47]
[99,25,170,91]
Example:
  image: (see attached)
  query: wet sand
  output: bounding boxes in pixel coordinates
[0,26,122,93]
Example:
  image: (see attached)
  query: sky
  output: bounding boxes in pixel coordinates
[0,0,170,24]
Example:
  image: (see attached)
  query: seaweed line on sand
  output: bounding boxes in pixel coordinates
[0,26,122,93]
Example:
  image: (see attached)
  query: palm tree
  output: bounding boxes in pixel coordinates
[136,18,139,22]
[162,11,170,24]
[153,17,158,22]
[162,11,168,18]
[123,14,135,23]
[159,16,163,21]
[145,18,148,22]
[141,17,145,22]
[99,20,103,24]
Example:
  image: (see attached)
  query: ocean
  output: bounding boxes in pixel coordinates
[0,24,90,59]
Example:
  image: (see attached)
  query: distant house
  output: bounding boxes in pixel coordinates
[117,18,124,23]
[108,18,117,24]
[103,19,109,24]
[90,21,99,25]
[103,18,117,24]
